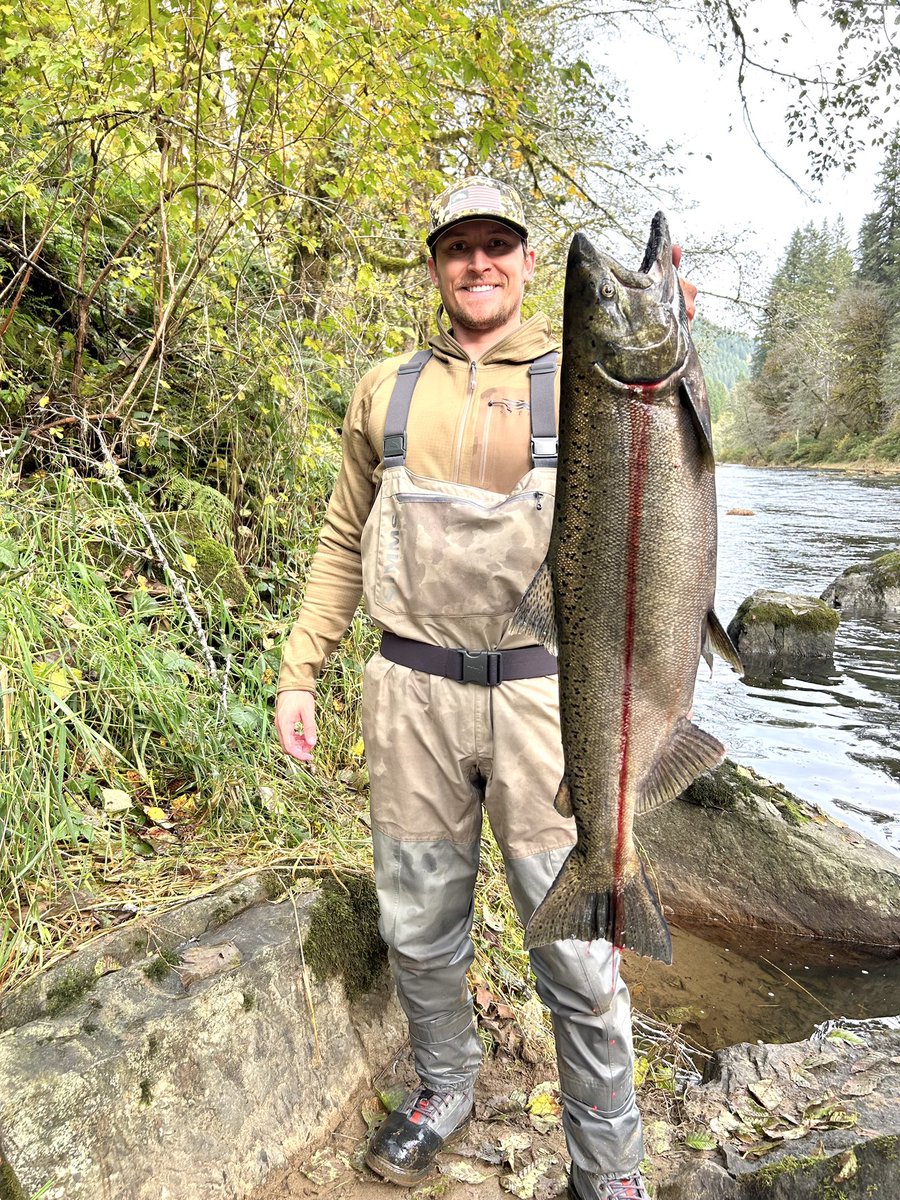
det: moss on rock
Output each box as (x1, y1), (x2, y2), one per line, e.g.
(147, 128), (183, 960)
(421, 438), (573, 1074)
(0, 1156), (26, 1200)
(304, 874), (388, 1003)
(732, 593), (840, 635)
(872, 550), (900, 592)
(45, 969), (96, 1016)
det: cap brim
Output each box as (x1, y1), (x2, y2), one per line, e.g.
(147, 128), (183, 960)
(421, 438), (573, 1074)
(427, 215), (528, 251)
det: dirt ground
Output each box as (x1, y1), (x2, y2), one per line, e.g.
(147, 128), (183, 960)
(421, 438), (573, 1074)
(254, 1049), (577, 1200)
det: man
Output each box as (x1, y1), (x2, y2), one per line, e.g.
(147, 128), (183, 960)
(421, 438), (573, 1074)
(276, 176), (696, 1200)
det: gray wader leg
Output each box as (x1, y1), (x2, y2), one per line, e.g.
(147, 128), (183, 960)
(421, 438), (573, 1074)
(504, 847), (644, 1180)
(372, 826), (483, 1092)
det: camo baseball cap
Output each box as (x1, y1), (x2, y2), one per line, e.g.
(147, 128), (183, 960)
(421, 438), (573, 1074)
(427, 176), (528, 250)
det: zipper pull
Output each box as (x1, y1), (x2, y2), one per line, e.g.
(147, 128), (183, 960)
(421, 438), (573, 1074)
(535, 491), (543, 510)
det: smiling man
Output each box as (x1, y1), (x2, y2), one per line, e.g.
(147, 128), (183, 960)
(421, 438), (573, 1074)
(276, 176), (694, 1200)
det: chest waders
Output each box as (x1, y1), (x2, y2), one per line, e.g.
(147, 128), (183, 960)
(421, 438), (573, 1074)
(359, 351), (644, 1180)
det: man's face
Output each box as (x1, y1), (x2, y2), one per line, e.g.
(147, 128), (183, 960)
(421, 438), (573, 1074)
(428, 219), (536, 335)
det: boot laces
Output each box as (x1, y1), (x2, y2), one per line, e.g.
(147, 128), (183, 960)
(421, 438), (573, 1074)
(604, 1173), (649, 1200)
(405, 1085), (465, 1128)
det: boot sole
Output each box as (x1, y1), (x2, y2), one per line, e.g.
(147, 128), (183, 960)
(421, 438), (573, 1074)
(364, 1117), (472, 1186)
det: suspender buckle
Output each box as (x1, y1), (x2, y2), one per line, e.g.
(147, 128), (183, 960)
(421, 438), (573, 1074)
(531, 436), (558, 460)
(460, 650), (502, 686)
(383, 432), (406, 460)
(529, 357), (557, 376)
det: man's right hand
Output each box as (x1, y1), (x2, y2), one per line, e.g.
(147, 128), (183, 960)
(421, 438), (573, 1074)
(275, 689), (317, 761)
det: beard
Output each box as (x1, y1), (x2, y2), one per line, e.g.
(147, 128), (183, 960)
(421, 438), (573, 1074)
(442, 284), (521, 332)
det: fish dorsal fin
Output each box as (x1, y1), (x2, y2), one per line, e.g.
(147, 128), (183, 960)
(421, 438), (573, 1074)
(703, 609), (744, 674)
(636, 717), (725, 815)
(679, 379), (714, 465)
(510, 557), (558, 656)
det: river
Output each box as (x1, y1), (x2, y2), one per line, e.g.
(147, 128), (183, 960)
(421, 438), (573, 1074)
(696, 463), (900, 852)
(626, 464), (900, 1050)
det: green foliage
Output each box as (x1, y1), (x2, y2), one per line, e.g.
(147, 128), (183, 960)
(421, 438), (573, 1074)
(721, 193), (900, 463)
(0, 465), (373, 989)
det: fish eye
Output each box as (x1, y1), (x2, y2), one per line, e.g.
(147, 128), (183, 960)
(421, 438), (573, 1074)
(600, 282), (615, 299)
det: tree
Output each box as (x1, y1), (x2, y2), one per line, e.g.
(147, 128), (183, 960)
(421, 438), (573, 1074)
(857, 128), (900, 298)
(831, 284), (892, 435)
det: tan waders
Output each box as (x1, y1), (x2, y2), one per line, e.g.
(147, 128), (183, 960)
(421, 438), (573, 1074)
(360, 354), (644, 1182)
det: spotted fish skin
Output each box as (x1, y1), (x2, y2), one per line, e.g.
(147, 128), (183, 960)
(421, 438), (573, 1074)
(512, 214), (741, 962)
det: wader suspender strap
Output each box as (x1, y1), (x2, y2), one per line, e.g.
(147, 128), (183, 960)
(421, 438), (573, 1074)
(382, 348), (559, 469)
(383, 350), (433, 468)
(528, 350), (558, 468)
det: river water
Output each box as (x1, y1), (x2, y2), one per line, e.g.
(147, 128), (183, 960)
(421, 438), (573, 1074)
(628, 464), (900, 1049)
(696, 463), (900, 851)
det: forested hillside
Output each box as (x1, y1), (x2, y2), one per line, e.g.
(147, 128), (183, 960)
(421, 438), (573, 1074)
(716, 131), (900, 465)
(692, 316), (754, 425)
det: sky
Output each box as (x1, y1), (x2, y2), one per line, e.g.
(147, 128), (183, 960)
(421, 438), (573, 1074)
(593, 2), (897, 328)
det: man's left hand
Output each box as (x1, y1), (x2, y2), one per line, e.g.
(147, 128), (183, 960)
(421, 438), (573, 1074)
(672, 244), (697, 323)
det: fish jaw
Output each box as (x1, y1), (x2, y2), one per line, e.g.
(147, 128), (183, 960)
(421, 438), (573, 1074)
(565, 222), (686, 386)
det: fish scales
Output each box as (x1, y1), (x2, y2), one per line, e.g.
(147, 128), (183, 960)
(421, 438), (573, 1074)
(512, 214), (741, 962)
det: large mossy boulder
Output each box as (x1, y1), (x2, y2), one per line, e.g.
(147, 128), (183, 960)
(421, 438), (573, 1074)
(638, 760), (900, 953)
(0, 875), (403, 1200)
(726, 589), (839, 668)
(821, 550), (900, 618)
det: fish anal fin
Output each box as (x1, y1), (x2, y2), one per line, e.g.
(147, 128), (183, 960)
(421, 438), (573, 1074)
(705, 608), (744, 675)
(510, 557), (558, 655)
(554, 775), (573, 818)
(636, 717), (725, 814)
(524, 854), (672, 965)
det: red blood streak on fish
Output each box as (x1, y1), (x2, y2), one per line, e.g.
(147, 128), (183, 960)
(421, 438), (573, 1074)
(612, 392), (653, 950)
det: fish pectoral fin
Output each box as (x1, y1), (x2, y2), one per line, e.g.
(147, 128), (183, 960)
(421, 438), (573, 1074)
(510, 557), (558, 655)
(679, 379), (714, 465)
(554, 775), (573, 818)
(636, 717), (726, 814)
(705, 608), (744, 675)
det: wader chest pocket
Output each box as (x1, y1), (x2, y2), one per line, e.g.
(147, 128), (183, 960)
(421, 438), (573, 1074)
(373, 483), (555, 619)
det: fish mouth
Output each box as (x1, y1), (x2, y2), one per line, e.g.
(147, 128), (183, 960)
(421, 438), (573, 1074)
(594, 322), (686, 386)
(592, 358), (683, 389)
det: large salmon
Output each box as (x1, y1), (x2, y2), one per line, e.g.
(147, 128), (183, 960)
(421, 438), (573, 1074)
(512, 213), (742, 962)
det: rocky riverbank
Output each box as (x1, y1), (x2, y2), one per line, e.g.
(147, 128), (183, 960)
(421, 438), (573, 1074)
(1, 763), (897, 1200)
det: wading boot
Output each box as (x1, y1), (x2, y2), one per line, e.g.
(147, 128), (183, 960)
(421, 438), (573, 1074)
(365, 1084), (474, 1185)
(569, 1164), (651, 1200)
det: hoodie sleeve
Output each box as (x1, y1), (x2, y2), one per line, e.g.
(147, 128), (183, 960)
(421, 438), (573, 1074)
(277, 378), (381, 693)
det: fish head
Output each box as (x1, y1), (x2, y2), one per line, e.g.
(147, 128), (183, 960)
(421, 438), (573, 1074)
(564, 213), (688, 386)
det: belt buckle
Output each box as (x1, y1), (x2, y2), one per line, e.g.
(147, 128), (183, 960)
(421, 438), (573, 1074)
(460, 650), (502, 686)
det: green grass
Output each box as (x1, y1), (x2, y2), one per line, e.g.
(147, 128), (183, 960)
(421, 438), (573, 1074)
(0, 460), (376, 991)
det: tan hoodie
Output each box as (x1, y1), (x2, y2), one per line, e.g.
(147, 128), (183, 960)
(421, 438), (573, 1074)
(278, 311), (560, 693)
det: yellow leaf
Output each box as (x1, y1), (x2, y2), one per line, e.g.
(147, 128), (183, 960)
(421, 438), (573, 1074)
(144, 806), (169, 823)
(350, 738), (365, 756)
(526, 1082), (560, 1117)
(32, 661), (82, 702)
(182, 554), (198, 571)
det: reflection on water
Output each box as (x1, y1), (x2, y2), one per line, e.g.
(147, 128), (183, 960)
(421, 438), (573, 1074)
(624, 924), (900, 1051)
(697, 465), (900, 851)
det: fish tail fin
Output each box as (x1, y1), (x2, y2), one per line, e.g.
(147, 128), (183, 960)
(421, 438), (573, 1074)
(524, 853), (672, 965)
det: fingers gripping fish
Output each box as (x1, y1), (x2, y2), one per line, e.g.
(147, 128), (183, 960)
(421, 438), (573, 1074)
(512, 213), (742, 963)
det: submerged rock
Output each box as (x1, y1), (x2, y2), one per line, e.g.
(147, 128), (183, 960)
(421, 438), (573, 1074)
(726, 589), (839, 667)
(821, 550), (900, 618)
(656, 1019), (900, 1200)
(638, 760), (900, 953)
